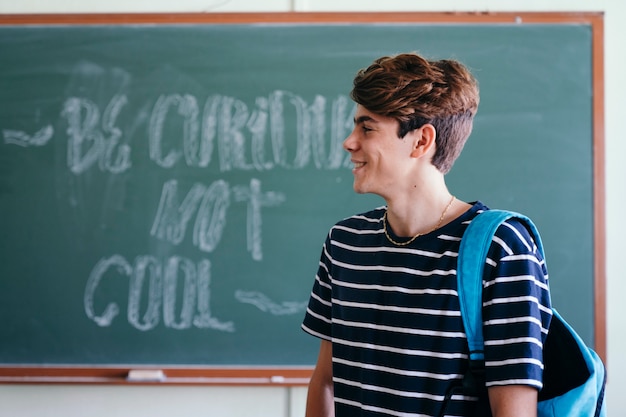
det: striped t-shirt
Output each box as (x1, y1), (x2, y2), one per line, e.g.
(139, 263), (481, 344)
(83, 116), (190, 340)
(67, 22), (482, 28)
(302, 202), (552, 417)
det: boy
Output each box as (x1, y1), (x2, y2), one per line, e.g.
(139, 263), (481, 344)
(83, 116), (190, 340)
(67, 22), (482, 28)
(302, 53), (552, 417)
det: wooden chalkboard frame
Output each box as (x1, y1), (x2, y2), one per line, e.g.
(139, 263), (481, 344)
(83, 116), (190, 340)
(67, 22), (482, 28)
(0, 11), (605, 385)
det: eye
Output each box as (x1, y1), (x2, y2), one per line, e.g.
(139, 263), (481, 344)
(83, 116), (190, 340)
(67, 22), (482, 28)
(361, 125), (372, 133)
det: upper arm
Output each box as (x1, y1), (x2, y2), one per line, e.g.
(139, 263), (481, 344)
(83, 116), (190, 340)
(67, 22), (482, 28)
(306, 340), (334, 417)
(488, 385), (538, 417)
(460, 217), (546, 416)
(311, 339), (333, 384)
(482, 220), (552, 394)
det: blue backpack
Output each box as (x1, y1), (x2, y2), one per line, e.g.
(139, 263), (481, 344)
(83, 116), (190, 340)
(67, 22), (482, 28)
(456, 209), (607, 417)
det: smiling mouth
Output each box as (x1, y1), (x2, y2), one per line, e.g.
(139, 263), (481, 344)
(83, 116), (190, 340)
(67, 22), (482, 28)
(353, 161), (366, 169)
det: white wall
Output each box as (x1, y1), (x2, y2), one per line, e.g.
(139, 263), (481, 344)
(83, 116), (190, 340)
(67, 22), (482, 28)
(1, 1), (624, 416)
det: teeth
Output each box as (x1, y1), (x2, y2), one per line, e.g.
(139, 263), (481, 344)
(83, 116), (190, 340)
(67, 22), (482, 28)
(353, 162), (365, 168)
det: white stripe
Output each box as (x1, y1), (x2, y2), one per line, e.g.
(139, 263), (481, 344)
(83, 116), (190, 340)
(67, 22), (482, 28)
(484, 275), (549, 291)
(484, 316), (542, 327)
(486, 295), (552, 320)
(332, 298), (461, 317)
(317, 257), (330, 276)
(333, 224), (382, 234)
(485, 336), (543, 348)
(539, 304), (552, 315)
(334, 397), (432, 417)
(334, 376), (443, 401)
(309, 292), (331, 307)
(502, 220), (534, 252)
(493, 235), (513, 255)
(329, 256), (456, 277)
(333, 357), (463, 380)
(332, 317), (465, 338)
(486, 357), (544, 369)
(305, 307), (331, 324)
(484, 295), (539, 307)
(333, 279), (458, 296)
(501, 253), (542, 264)
(332, 337), (468, 360)
(486, 378), (543, 389)
(347, 211), (385, 223)
(332, 239), (457, 258)
(301, 324), (331, 341)
(439, 234), (462, 242)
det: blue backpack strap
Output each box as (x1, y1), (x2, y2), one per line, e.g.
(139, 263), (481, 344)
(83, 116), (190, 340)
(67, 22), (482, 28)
(457, 209), (545, 362)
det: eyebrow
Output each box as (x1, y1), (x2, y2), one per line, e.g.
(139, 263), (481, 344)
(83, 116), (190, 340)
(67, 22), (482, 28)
(353, 115), (377, 125)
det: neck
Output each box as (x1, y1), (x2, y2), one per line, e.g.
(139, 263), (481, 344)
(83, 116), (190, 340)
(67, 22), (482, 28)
(382, 164), (471, 238)
(385, 193), (457, 238)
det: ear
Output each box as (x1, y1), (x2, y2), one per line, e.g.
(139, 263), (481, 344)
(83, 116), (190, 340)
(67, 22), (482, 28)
(409, 124), (437, 158)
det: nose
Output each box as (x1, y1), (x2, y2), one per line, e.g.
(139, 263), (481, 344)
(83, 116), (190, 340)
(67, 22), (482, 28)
(343, 129), (358, 152)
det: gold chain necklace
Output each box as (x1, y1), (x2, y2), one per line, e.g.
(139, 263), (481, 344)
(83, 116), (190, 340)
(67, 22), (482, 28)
(383, 195), (456, 246)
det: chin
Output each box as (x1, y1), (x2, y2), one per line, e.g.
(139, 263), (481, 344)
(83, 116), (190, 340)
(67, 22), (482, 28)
(351, 182), (365, 194)
(352, 183), (372, 195)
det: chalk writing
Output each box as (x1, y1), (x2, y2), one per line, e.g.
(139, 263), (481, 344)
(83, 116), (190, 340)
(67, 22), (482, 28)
(233, 179), (286, 261)
(84, 254), (234, 332)
(2, 125), (53, 147)
(235, 290), (308, 315)
(150, 178), (285, 260)
(63, 95), (132, 175)
(3, 82), (356, 331)
(6, 90), (354, 173)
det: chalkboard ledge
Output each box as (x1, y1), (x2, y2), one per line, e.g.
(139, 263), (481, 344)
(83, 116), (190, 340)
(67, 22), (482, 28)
(0, 366), (312, 386)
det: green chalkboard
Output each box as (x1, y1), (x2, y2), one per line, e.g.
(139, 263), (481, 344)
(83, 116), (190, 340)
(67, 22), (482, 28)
(0, 15), (602, 375)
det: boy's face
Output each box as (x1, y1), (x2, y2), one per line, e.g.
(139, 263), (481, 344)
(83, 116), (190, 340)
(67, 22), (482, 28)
(343, 105), (419, 198)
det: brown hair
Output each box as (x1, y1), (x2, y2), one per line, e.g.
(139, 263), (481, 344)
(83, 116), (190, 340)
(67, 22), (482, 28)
(350, 53), (480, 174)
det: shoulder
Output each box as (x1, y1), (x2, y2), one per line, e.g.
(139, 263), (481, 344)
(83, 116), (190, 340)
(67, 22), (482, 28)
(465, 206), (547, 278)
(318, 207), (386, 250)
(465, 204), (542, 257)
(330, 207), (385, 236)
(479, 211), (550, 295)
(335, 207), (385, 228)
(491, 216), (543, 262)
